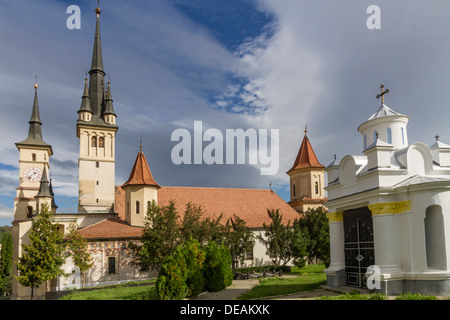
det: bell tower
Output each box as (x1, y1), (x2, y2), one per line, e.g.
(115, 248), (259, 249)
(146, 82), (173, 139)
(77, 4), (118, 213)
(14, 83), (53, 220)
(286, 126), (326, 213)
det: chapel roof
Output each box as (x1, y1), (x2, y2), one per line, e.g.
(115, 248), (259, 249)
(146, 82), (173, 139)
(78, 218), (143, 240)
(287, 131), (324, 173)
(122, 147), (160, 188)
(367, 104), (406, 121)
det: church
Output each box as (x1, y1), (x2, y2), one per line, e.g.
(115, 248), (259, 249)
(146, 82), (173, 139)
(10, 5), (326, 300)
(325, 85), (450, 295)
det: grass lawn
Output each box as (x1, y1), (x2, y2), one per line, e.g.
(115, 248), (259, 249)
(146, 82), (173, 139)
(61, 281), (159, 300)
(236, 264), (327, 300)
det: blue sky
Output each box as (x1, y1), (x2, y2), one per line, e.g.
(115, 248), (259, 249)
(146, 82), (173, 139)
(2, 1), (450, 226)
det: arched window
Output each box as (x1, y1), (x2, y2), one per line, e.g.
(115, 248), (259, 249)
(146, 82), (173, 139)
(425, 205), (447, 270)
(364, 135), (367, 150)
(99, 137), (104, 148)
(401, 127), (405, 145)
(373, 130), (378, 143)
(147, 201), (151, 212)
(96, 161), (99, 168)
(315, 181), (319, 194)
(293, 184), (296, 197)
(136, 201), (140, 214)
(91, 136), (97, 147)
(27, 206), (33, 218)
(387, 128), (392, 144)
(32, 153), (36, 161)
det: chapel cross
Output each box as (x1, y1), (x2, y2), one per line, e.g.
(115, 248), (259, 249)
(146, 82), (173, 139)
(376, 84), (389, 105)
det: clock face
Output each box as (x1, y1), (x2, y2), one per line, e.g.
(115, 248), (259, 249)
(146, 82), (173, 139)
(24, 166), (42, 183)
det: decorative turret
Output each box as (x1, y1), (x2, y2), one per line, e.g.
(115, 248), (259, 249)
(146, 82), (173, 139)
(49, 178), (58, 213)
(103, 81), (116, 125)
(286, 126), (326, 213)
(35, 166), (52, 213)
(358, 85), (409, 151)
(78, 77), (92, 122)
(122, 143), (160, 226)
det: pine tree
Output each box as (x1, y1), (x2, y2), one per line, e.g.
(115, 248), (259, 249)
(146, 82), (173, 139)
(16, 204), (65, 299)
(0, 231), (13, 295)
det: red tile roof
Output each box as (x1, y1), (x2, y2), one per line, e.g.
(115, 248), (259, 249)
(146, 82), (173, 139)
(122, 150), (160, 188)
(78, 218), (143, 240)
(157, 186), (300, 228)
(287, 134), (324, 173)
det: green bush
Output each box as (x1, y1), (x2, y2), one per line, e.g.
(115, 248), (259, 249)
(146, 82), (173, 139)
(156, 249), (188, 300)
(234, 265), (291, 274)
(183, 238), (206, 297)
(203, 241), (233, 292)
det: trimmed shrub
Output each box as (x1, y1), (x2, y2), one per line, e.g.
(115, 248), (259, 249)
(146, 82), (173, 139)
(156, 249), (188, 300)
(203, 241), (233, 292)
(183, 238), (206, 297)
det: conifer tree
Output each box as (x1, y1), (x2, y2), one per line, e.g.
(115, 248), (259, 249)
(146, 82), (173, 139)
(16, 204), (65, 299)
(0, 231), (13, 295)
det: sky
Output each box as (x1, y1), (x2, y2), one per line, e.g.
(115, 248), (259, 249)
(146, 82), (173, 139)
(2, 0), (450, 225)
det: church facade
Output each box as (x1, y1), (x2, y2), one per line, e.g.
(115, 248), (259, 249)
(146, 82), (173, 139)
(10, 6), (322, 300)
(325, 86), (450, 295)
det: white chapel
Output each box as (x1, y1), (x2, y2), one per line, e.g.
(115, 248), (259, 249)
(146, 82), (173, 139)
(325, 85), (450, 295)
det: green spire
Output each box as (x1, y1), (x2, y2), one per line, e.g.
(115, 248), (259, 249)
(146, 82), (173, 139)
(78, 77), (92, 114)
(103, 82), (116, 116)
(16, 83), (53, 154)
(88, 5), (106, 118)
(35, 166), (52, 199)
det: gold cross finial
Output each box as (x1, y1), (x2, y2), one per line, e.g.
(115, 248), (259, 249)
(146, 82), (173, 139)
(376, 84), (389, 105)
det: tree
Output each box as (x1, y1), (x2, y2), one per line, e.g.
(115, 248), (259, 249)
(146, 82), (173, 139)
(224, 215), (254, 270)
(15, 204), (65, 299)
(257, 209), (295, 266)
(156, 247), (188, 300)
(295, 207), (330, 267)
(65, 223), (93, 287)
(130, 200), (181, 272)
(203, 241), (233, 292)
(180, 238), (206, 297)
(0, 231), (13, 296)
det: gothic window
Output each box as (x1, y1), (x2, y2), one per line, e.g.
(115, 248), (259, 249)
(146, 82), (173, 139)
(99, 137), (104, 148)
(32, 153), (36, 161)
(26, 206), (33, 218)
(108, 257), (116, 274)
(387, 128), (392, 144)
(136, 201), (140, 214)
(315, 181), (319, 194)
(91, 136), (97, 147)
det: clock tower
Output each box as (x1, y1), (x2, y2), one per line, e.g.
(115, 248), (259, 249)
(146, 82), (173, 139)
(14, 83), (53, 220)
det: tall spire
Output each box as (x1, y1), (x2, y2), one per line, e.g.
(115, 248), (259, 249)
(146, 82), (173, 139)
(122, 146), (160, 188)
(287, 128), (324, 173)
(16, 83), (53, 154)
(88, 3), (106, 118)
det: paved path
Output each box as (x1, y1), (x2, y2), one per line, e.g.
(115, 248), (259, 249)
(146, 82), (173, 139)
(189, 279), (261, 300)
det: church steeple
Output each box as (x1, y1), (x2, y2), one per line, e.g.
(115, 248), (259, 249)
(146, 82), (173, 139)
(87, 4), (106, 119)
(16, 83), (53, 155)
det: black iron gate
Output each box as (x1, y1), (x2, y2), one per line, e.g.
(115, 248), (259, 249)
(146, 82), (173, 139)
(343, 207), (375, 288)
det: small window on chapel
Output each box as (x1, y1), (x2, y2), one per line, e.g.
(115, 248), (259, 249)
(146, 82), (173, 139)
(91, 136), (97, 147)
(108, 257), (116, 274)
(293, 184), (296, 197)
(315, 181), (319, 195)
(136, 201), (140, 214)
(99, 137), (104, 148)
(32, 153), (36, 161)
(96, 161), (99, 168)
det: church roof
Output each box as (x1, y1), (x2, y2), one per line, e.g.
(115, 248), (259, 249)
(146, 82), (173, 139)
(122, 148), (160, 188)
(78, 218), (143, 240)
(287, 133), (324, 173)
(367, 104), (406, 121)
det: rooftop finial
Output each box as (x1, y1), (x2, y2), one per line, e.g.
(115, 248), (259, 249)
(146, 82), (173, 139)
(140, 135), (142, 152)
(95, 0), (101, 17)
(304, 124), (308, 135)
(436, 135), (440, 142)
(34, 75), (38, 89)
(376, 84), (389, 105)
